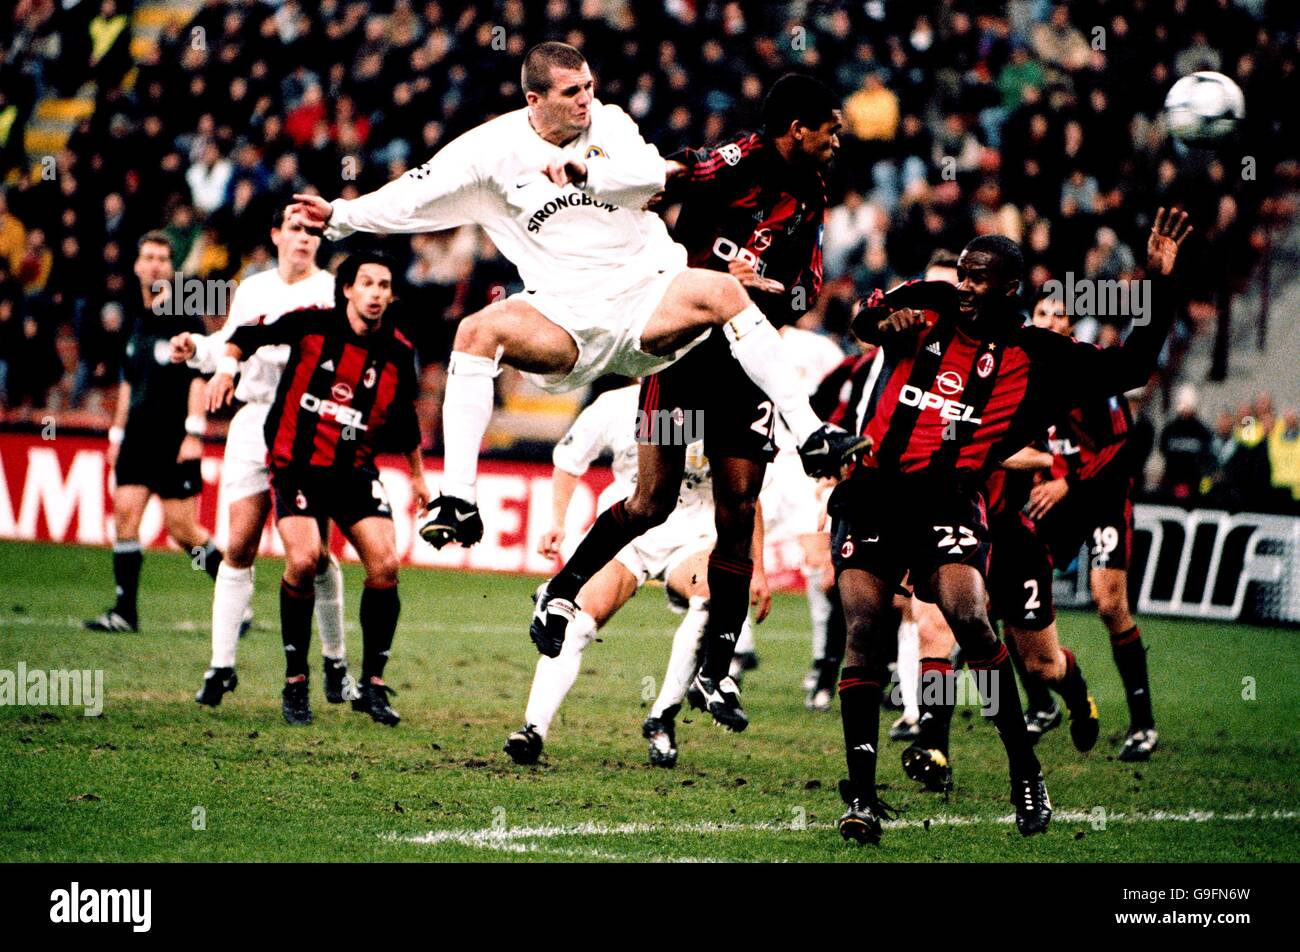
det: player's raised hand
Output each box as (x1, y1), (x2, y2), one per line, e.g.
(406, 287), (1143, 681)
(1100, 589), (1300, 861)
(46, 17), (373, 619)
(206, 373), (236, 413)
(290, 193), (333, 227)
(543, 157), (587, 188)
(727, 259), (785, 295)
(538, 525), (565, 560)
(170, 332), (196, 363)
(878, 308), (925, 335)
(1146, 207), (1192, 276)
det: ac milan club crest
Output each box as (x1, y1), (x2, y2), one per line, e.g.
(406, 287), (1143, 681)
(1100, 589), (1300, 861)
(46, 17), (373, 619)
(841, 539), (855, 558)
(977, 352), (995, 378)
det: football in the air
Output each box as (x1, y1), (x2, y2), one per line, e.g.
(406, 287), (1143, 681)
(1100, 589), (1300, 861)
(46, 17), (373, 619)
(1164, 71), (1245, 146)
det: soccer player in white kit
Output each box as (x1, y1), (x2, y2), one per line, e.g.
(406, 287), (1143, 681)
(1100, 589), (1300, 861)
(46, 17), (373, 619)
(756, 325), (848, 693)
(504, 383), (769, 768)
(170, 208), (350, 708)
(287, 42), (863, 553)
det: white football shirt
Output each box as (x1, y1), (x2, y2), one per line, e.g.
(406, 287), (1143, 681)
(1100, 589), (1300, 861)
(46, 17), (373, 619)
(552, 385), (711, 514)
(189, 268), (336, 404)
(325, 101), (685, 298)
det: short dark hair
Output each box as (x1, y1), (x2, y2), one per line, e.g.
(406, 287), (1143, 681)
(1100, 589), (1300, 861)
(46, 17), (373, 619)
(335, 250), (394, 310)
(1031, 285), (1071, 319)
(521, 42), (587, 95)
(926, 248), (959, 270)
(762, 73), (840, 137)
(137, 230), (174, 259)
(962, 234), (1023, 283)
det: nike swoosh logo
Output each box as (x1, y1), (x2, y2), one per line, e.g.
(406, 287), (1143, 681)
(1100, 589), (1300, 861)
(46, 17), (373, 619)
(454, 509), (476, 520)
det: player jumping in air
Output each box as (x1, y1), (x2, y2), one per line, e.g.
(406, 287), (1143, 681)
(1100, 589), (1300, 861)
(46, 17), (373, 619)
(207, 253), (430, 727)
(831, 208), (1190, 844)
(1027, 291), (1159, 761)
(530, 73), (853, 734)
(85, 232), (226, 633)
(170, 207), (350, 709)
(504, 382), (769, 767)
(287, 44), (862, 565)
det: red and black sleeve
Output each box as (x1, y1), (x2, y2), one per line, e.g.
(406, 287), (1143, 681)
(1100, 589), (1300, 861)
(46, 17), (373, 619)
(228, 305), (330, 357)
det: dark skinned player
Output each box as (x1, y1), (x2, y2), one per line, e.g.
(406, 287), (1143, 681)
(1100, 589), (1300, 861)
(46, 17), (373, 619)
(830, 208), (1191, 844)
(531, 74), (866, 731)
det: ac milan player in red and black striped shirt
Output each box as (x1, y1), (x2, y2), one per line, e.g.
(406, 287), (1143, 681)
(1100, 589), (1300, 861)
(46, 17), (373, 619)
(208, 252), (430, 728)
(1025, 290), (1159, 762)
(533, 74), (866, 733)
(828, 208), (1191, 845)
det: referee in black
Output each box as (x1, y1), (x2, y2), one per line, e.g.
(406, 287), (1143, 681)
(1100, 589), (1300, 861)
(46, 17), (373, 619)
(85, 231), (226, 632)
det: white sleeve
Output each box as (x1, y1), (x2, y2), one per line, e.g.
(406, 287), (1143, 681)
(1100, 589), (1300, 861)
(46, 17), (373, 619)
(552, 392), (621, 476)
(581, 105), (667, 209)
(188, 280), (256, 372)
(326, 133), (484, 240)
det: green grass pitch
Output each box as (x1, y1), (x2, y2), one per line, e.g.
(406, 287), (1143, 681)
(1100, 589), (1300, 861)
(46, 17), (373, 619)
(1, 539), (1297, 862)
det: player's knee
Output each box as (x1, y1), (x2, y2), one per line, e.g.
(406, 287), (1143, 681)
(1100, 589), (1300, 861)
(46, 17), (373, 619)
(623, 488), (675, 529)
(1023, 646), (1064, 681)
(714, 495), (757, 543)
(945, 603), (996, 652)
(365, 555), (400, 589)
(1097, 597), (1129, 632)
(223, 536), (257, 569)
(708, 273), (749, 318)
(283, 553), (317, 587)
(452, 310), (501, 354)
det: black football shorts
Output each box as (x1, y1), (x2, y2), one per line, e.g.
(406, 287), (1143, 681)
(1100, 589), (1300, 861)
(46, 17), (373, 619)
(272, 467), (393, 528)
(829, 468), (991, 603)
(115, 436), (202, 499)
(987, 511), (1056, 631)
(1038, 473), (1134, 572)
(638, 329), (777, 464)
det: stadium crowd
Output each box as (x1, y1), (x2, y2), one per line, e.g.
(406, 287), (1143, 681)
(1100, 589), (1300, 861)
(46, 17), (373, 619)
(1, 0), (1298, 510)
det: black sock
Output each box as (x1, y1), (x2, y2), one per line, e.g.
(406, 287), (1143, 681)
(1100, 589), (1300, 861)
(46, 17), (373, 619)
(916, 657), (956, 753)
(699, 553), (752, 680)
(280, 578), (315, 679)
(360, 582), (400, 682)
(1052, 646), (1090, 713)
(839, 665), (884, 796)
(198, 540), (223, 581)
(1007, 636), (1055, 713)
(112, 542), (143, 623)
(967, 642), (1040, 778)
(549, 501), (639, 601)
(1110, 625), (1154, 729)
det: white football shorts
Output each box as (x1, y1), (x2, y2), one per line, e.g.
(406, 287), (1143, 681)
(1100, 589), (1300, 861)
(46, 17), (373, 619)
(513, 262), (707, 393)
(220, 401), (273, 503)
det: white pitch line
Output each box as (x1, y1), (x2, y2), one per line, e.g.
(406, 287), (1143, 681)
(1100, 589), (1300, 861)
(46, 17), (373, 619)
(388, 809), (1300, 858)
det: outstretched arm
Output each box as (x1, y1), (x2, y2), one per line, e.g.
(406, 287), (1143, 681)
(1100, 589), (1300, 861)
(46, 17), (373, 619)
(291, 133), (482, 240)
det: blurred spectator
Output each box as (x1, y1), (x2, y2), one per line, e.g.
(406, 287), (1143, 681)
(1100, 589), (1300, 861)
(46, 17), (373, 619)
(0, 191), (26, 273)
(1159, 385), (1215, 502)
(186, 142), (234, 216)
(1268, 411), (1300, 509)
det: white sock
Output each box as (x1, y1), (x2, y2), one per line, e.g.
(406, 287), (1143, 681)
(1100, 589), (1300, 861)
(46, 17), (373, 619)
(806, 572), (831, 661)
(210, 563), (253, 669)
(734, 613), (755, 655)
(652, 596), (708, 718)
(440, 351), (500, 503)
(898, 619), (921, 721)
(722, 305), (822, 443)
(524, 609), (597, 739)
(314, 556), (346, 660)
